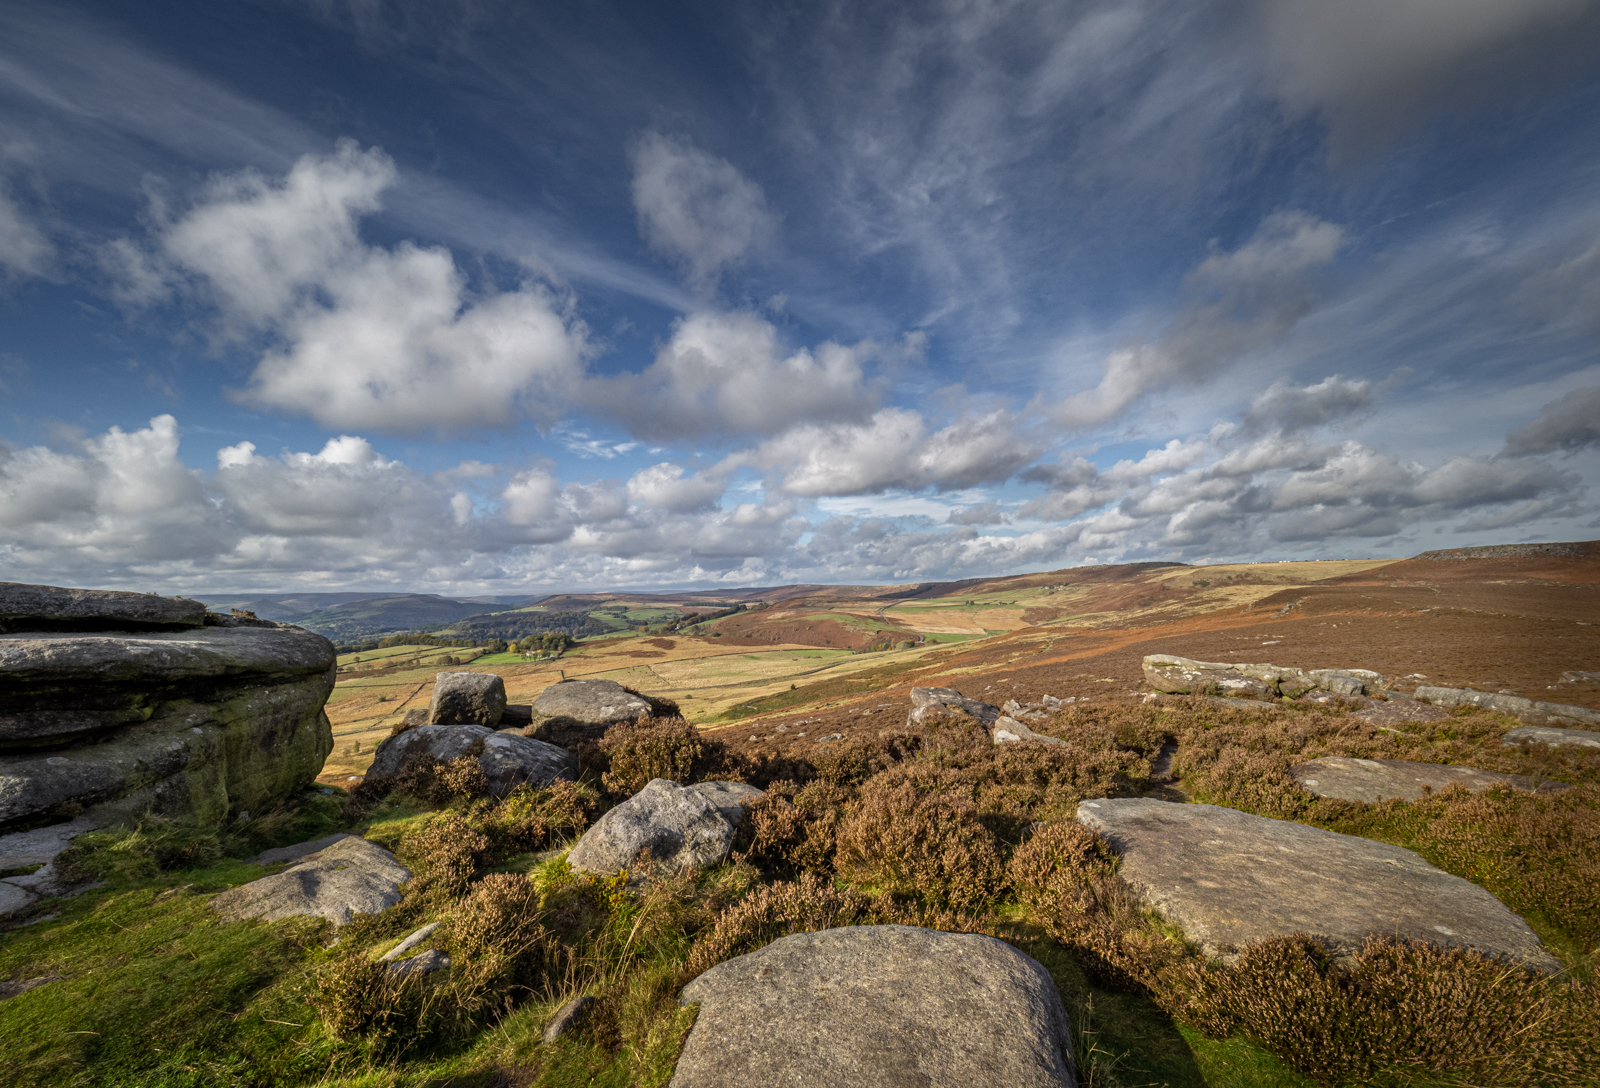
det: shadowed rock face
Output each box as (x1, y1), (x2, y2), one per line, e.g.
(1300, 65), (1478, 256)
(0, 600), (336, 832)
(367, 723), (577, 795)
(567, 779), (760, 877)
(1076, 798), (1560, 973)
(673, 926), (1077, 1088)
(1292, 756), (1566, 803)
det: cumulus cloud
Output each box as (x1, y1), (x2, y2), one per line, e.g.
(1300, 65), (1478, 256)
(626, 462), (726, 513)
(737, 407), (1040, 496)
(1502, 386), (1600, 457)
(1257, 0), (1600, 161)
(105, 141), (590, 434)
(1241, 375), (1372, 433)
(631, 131), (779, 294)
(589, 310), (904, 440)
(1054, 212), (1344, 426)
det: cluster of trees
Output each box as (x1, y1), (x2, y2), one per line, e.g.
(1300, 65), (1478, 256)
(514, 632), (575, 655)
(449, 610), (617, 642)
(661, 602), (753, 631)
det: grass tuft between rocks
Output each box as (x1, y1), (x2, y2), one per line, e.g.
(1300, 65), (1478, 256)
(2, 701), (1596, 1086)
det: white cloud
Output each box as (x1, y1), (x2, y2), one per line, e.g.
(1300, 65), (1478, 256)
(630, 131), (779, 294)
(589, 310), (899, 440)
(738, 407), (1039, 497)
(626, 462), (726, 513)
(107, 141), (590, 434)
(1241, 375), (1372, 433)
(1054, 211), (1345, 426)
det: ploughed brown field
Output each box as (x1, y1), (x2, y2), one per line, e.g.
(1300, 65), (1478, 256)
(320, 541), (1599, 783)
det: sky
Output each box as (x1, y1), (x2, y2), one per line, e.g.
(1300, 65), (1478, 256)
(2, 0), (1599, 596)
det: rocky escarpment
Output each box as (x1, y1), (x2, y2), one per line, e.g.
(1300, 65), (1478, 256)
(0, 582), (336, 832)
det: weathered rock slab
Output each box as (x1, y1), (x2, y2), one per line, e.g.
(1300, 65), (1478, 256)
(683, 780), (764, 825)
(1076, 797), (1558, 972)
(249, 833), (354, 867)
(212, 836), (410, 927)
(1415, 686), (1600, 729)
(543, 995), (596, 1043)
(0, 582), (206, 633)
(429, 671), (506, 727)
(908, 686), (1000, 724)
(1291, 757), (1565, 803)
(0, 817), (101, 870)
(567, 779), (756, 877)
(673, 925), (1077, 1088)
(1504, 725), (1600, 750)
(993, 716), (1066, 745)
(367, 723), (577, 795)
(388, 949), (450, 978)
(1143, 655), (1383, 699)
(533, 679), (652, 730)
(0, 881), (38, 915)
(381, 922), (440, 962)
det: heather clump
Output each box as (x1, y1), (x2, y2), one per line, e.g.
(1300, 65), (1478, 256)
(598, 715), (743, 796)
(835, 779), (1006, 910)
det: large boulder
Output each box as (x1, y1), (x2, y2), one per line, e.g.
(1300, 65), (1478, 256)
(1076, 798), (1558, 972)
(1415, 687), (1600, 729)
(367, 723), (577, 795)
(1292, 756), (1566, 803)
(1142, 655), (1383, 699)
(0, 582), (207, 633)
(906, 686), (1001, 729)
(212, 836), (410, 927)
(532, 679), (653, 732)
(673, 925), (1077, 1088)
(429, 671), (506, 726)
(0, 588), (336, 832)
(567, 779), (760, 877)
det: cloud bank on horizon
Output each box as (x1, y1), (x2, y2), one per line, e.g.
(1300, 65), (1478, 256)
(0, 0), (1598, 593)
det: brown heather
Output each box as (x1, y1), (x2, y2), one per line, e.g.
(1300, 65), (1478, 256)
(598, 715), (741, 796)
(835, 779), (1006, 910)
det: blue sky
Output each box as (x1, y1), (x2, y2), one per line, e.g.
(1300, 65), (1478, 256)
(2, 0), (1599, 594)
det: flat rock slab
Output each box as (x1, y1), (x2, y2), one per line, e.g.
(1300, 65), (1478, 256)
(1415, 686), (1600, 729)
(0, 626), (335, 688)
(1504, 725), (1600, 750)
(567, 779), (758, 877)
(0, 881), (39, 915)
(1348, 698), (1452, 729)
(249, 833), (354, 867)
(1143, 655), (1383, 699)
(368, 723), (577, 795)
(0, 817), (101, 870)
(1076, 798), (1558, 972)
(673, 925), (1077, 1088)
(993, 717), (1066, 745)
(212, 837), (410, 927)
(533, 679), (651, 729)
(1291, 757), (1564, 803)
(429, 671), (506, 727)
(0, 581), (206, 633)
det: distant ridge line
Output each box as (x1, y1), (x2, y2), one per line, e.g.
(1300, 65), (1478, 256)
(1414, 541), (1592, 561)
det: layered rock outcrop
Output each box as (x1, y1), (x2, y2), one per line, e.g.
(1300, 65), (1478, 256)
(1143, 654), (1382, 699)
(0, 582), (335, 832)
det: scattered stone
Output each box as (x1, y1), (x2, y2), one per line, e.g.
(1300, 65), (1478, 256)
(212, 836), (410, 927)
(249, 833), (354, 867)
(429, 671), (507, 727)
(1504, 725), (1600, 750)
(1291, 757), (1566, 803)
(1415, 686), (1600, 729)
(387, 949), (449, 979)
(0, 581), (207, 633)
(367, 723), (577, 795)
(381, 922), (441, 961)
(1076, 798), (1558, 972)
(992, 716), (1066, 745)
(567, 779), (759, 878)
(673, 925), (1077, 1088)
(1348, 698), (1452, 729)
(399, 707), (429, 729)
(532, 679), (652, 733)
(1560, 671), (1600, 683)
(0, 619), (336, 831)
(543, 995), (596, 1043)
(0, 974), (61, 1000)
